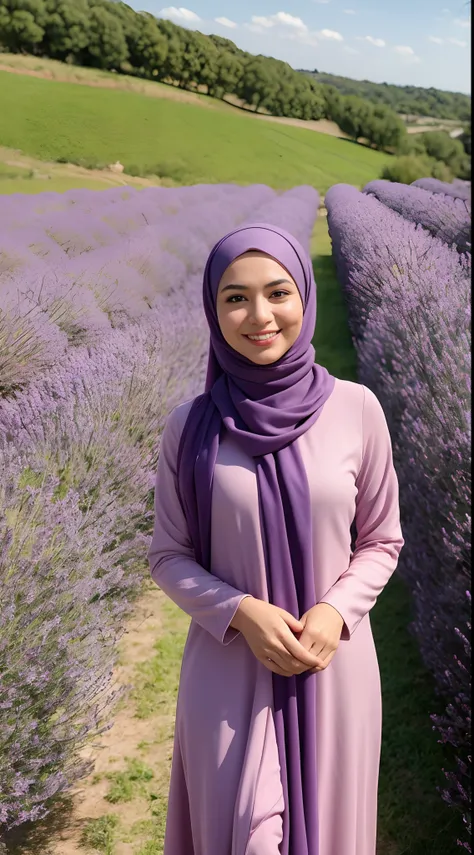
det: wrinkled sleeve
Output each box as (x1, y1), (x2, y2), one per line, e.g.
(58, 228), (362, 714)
(319, 385), (405, 640)
(147, 404), (251, 646)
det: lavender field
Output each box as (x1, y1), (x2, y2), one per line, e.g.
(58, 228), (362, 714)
(326, 177), (471, 851)
(0, 182), (319, 842)
(0, 177), (471, 854)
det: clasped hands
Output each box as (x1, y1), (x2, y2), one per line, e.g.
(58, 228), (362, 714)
(232, 597), (345, 678)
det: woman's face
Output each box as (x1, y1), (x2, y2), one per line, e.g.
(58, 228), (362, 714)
(216, 251), (304, 365)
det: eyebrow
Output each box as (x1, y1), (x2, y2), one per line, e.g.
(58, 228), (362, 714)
(220, 278), (293, 293)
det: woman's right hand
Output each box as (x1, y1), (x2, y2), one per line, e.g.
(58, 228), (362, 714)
(231, 596), (324, 677)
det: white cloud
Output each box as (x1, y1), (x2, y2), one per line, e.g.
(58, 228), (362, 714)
(318, 28), (344, 40)
(449, 37), (467, 46)
(215, 16), (237, 28)
(394, 45), (415, 54)
(250, 15), (274, 29)
(274, 11), (307, 28)
(343, 8), (357, 14)
(454, 17), (471, 28)
(248, 12), (308, 31)
(159, 6), (200, 22)
(358, 35), (386, 47)
(428, 35), (444, 44)
(393, 45), (421, 63)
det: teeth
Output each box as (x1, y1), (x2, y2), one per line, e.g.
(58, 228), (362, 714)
(247, 332), (279, 341)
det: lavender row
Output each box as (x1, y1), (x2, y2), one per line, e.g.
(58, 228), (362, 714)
(0, 184), (319, 835)
(363, 179), (471, 254)
(325, 183), (471, 849)
(0, 184), (275, 281)
(411, 177), (471, 202)
(0, 185), (319, 398)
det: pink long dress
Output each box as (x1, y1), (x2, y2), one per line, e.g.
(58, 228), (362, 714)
(147, 377), (405, 855)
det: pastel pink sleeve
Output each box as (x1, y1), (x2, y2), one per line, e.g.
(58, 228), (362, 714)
(147, 405), (251, 646)
(319, 385), (405, 640)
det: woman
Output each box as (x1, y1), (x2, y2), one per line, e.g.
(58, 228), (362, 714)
(147, 223), (404, 855)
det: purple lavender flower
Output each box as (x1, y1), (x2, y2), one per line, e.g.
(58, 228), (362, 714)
(326, 183), (471, 848)
(363, 179), (471, 254)
(412, 178), (471, 202)
(0, 183), (319, 836)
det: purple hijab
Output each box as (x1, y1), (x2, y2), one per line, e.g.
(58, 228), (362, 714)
(176, 223), (336, 855)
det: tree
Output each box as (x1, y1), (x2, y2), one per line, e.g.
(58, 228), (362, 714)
(236, 57), (280, 112)
(337, 95), (374, 141)
(208, 50), (243, 99)
(42, 0), (90, 62)
(420, 131), (470, 179)
(191, 31), (219, 94)
(365, 105), (406, 150)
(156, 19), (184, 83)
(0, 0), (47, 54)
(130, 12), (168, 77)
(80, 3), (129, 69)
(420, 131), (465, 165)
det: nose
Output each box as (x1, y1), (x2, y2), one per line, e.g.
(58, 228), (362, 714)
(248, 296), (273, 326)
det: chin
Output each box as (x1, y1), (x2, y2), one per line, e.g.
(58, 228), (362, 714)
(244, 345), (290, 365)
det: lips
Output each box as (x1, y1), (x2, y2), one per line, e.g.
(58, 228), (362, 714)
(244, 330), (282, 346)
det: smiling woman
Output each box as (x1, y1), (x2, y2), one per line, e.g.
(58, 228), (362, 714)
(148, 221), (405, 855)
(216, 251), (304, 363)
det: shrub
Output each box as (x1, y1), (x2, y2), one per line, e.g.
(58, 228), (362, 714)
(381, 154), (450, 185)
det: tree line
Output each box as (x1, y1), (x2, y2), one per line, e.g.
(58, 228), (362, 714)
(303, 71), (471, 124)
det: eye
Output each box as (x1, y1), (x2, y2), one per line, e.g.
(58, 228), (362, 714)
(225, 290), (290, 304)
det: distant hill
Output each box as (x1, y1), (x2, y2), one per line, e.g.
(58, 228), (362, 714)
(299, 70), (471, 123)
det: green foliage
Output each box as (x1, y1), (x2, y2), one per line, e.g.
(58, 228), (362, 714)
(304, 69), (471, 123)
(0, 0), (48, 53)
(41, 0), (91, 61)
(380, 153), (453, 184)
(430, 159), (454, 181)
(418, 130), (471, 179)
(459, 125), (471, 155)
(83, 4), (128, 69)
(397, 130), (471, 179)
(397, 134), (430, 157)
(420, 130), (463, 163)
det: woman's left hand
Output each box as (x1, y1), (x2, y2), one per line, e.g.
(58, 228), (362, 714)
(296, 603), (345, 673)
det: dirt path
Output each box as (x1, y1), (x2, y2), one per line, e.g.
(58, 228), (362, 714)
(0, 145), (167, 189)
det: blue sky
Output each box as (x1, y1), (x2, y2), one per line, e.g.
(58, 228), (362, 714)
(126, 0), (471, 94)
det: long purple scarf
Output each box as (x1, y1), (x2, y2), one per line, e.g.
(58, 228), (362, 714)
(176, 223), (336, 854)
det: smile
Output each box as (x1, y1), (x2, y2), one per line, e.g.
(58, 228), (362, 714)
(244, 331), (281, 346)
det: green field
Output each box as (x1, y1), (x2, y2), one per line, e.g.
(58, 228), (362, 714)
(0, 71), (393, 192)
(0, 175), (121, 194)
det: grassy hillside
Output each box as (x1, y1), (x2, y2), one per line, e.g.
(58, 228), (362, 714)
(0, 70), (392, 193)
